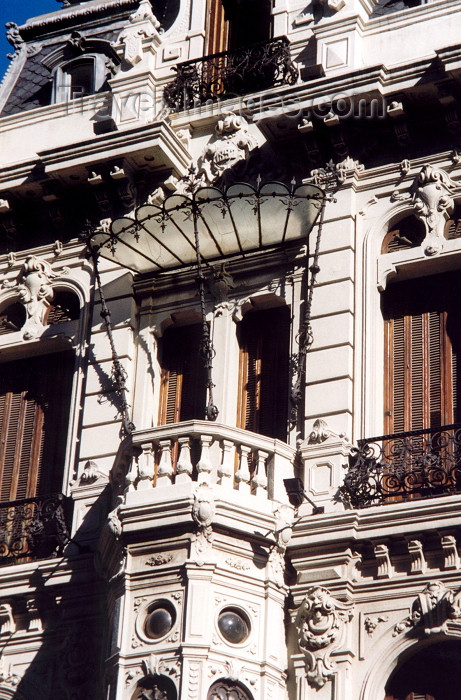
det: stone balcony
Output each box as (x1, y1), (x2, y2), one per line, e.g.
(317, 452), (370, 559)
(116, 420), (296, 505)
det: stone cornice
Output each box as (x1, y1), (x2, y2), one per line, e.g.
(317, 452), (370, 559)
(18, 0), (137, 40)
(290, 494), (461, 548)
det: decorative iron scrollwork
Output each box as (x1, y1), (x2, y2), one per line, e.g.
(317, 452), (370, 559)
(340, 424), (461, 509)
(163, 37), (298, 111)
(0, 494), (70, 565)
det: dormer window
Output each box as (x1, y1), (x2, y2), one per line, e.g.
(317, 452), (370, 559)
(42, 33), (120, 105)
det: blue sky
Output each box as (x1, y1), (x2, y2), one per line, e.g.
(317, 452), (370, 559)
(0, 0), (59, 80)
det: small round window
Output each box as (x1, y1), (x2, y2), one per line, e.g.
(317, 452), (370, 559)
(217, 608), (250, 644)
(144, 600), (176, 640)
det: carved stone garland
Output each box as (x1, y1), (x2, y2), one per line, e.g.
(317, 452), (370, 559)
(295, 586), (353, 688)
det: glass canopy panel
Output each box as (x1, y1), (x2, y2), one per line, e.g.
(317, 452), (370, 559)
(164, 194), (222, 263)
(99, 182), (325, 273)
(195, 187), (240, 258)
(226, 184), (260, 253)
(91, 218), (163, 274)
(258, 183), (292, 247)
(287, 185), (324, 242)
(136, 205), (195, 269)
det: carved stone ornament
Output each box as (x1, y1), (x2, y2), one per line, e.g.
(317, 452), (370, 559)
(411, 164), (456, 256)
(5, 22), (24, 59)
(393, 580), (461, 637)
(308, 418), (346, 444)
(117, 0), (161, 67)
(191, 484), (214, 566)
(268, 505), (293, 588)
(296, 586), (353, 688)
(1, 254), (67, 339)
(198, 112), (257, 185)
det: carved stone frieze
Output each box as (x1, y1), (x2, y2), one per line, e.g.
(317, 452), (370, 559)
(410, 164), (456, 255)
(295, 586), (353, 688)
(393, 580), (461, 637)
(146, 553), (174, 567)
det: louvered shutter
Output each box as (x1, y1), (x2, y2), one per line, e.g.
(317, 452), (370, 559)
(205, 0), (228, 56)
(158, 324), (207, 425)
(383, 273), (461, 434)
(237, 306), (289, 440)
(0, 352), (73, 502)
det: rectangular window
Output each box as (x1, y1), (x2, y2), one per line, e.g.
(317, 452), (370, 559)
(383, 272), (461, 434)
(237, 306), (290, 441)
(0, 351), (74, 502)
(158, 324), (207, 425)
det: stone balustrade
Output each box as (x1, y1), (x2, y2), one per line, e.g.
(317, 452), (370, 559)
(122, 420), (296, 502)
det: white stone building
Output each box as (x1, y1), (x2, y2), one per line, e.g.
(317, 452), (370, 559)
(0, 0), (460, 697)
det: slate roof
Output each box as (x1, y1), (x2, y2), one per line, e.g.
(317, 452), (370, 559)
(0, 28), (121, 118)
(372, 0), (422, 17)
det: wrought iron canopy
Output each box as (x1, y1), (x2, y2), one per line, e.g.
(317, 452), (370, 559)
(91, 181), (325, 274)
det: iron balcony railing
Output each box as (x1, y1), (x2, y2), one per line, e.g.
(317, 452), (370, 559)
(0, 493), (70, 565)
(163, 36), (299, 111)
(340, 424), (461, 509)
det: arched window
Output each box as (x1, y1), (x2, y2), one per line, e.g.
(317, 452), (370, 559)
(385, 639), (461, 700)
(237, 305), (290, 440)
(207, 679), (254, 700)
(131, 674), (177, 700)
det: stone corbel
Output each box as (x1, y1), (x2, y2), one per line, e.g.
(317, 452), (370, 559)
(116, 0), (161, 67)
(295, 586), (353, 688)
(410, 163), (456, 255)
(441, 535), (460, 570)
(374, 543), (393, 579)
(0, 605), (15, 638)
(407, 539), (426, 575)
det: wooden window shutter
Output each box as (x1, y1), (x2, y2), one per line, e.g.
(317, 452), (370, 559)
(205, 0), (228, 56)
(383, 273), (461, 434)
(0, 352), (73, 502)
(158, 324), (207, 425)
(237, 306), (290, 440)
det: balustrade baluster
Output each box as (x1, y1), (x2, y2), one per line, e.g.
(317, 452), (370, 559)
(176, 437), (193, 483)
(157, 439), (174, 486)
(218, 439), (234, 487)
(137, 443), (155, 490)
(236, 445), (252, 493)
(251, 450), (268, 496)
(196, 435), (213, 485)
